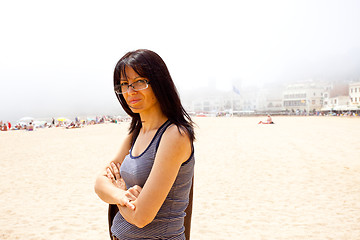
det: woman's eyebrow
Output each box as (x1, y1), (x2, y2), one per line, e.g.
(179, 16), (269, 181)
(120, 77), (144, 82)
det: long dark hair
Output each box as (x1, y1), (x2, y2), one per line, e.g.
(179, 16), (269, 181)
(113, 49), (195, 142)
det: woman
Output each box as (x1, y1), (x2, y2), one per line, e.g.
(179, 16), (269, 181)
(94, 49), (195, 240)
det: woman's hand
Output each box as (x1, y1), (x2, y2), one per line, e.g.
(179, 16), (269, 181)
(119, 185), (142, 210)
(106, 162), (142, 210)
(106, 162), (126, 190)
(125, 185), (142, 201)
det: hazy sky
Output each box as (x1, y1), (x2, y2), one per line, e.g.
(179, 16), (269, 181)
(1, 0), (360, 122)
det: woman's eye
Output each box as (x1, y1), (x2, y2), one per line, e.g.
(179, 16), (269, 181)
(120, 82), (128, 86)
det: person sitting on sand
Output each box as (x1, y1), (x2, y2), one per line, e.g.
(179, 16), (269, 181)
(1, 123), (8, 131)
(28, 122), (34, 131)
(258, 115), (274, 124)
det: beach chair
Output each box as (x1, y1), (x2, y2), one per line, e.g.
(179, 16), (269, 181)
(108, 178), (194, 240)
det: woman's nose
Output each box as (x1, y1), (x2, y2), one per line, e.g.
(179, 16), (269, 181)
(127, 86), (137, 94)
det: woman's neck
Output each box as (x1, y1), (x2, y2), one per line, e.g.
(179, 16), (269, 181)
(139, 112), (168, 134)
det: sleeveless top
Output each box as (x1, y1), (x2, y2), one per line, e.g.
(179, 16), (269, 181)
(111, 120), (195, 240)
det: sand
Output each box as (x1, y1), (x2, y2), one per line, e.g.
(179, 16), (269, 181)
(0, 116), (360, 239)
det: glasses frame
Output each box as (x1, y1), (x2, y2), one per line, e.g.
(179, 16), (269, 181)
(115, 79), (150, 95)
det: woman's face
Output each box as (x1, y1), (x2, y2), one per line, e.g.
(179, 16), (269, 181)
(120, 66), (160, 115)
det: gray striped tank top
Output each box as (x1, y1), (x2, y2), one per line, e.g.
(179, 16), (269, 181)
(111, 120), (195, 240)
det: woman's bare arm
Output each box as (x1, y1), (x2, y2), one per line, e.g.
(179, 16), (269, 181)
(117, 126), (192, 228)
(94, 133), (134, 205)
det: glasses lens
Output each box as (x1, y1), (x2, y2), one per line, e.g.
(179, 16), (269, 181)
(115, 80), (148, 94)
(120, 83), (129, 94)
(132, 80), (148, 91)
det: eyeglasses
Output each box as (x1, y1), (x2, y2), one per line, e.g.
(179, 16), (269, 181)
(114, 79), (150, 94)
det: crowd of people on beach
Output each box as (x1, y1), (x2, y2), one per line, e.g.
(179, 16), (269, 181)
(0, 116), (130, 132)
(285, 108), (359, 116)
(1, 110), (358, 132)
(1, 121), (12, 131)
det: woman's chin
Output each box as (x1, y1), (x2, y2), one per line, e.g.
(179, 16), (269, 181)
(129, 106), (142, 113)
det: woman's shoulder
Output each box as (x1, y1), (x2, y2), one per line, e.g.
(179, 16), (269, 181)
(160, 123), (192, 149)
(155, 123), (192, 164)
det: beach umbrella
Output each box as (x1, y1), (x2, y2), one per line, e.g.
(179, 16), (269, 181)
(33, 120), (47, 127)
(57, 117), (71, 122)
(18, 117), (34, 123)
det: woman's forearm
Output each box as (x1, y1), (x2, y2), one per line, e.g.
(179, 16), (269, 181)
(94, 175), (124, 204)
(118, 205), (134, 223)
(118, 203), (147, 228)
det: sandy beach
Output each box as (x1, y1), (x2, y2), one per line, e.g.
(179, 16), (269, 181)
(1, 116), (360, 240)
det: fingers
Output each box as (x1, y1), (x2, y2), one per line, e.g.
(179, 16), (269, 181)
(106, 168), (115, 181)
(131, 185), (142, 192)
(106, 162), (121, 180)
(119, 192), (136, 210)
(124, 189), (137, 201)
(110, 162), (121, 180)
(118, 185), (141, 211)
(125, 200), (135, 210)
(128, 185), (142, 198)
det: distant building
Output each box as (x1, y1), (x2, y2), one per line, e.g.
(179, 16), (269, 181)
(283, 80), (328, 113)
(265, 98), (284, 112)
(349, 82), (360, 110)
(323, 96), (350, 111)
(322, 81), (350, 111)
(256, 87), (284, 113)
(190, 89), (235, 114)
(240, 88), (257, 111)
(185, 79), (359, 115)
(192, 95), (226, 113)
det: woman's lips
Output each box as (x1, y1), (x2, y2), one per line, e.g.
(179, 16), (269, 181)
(128, 99), (141, 105)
